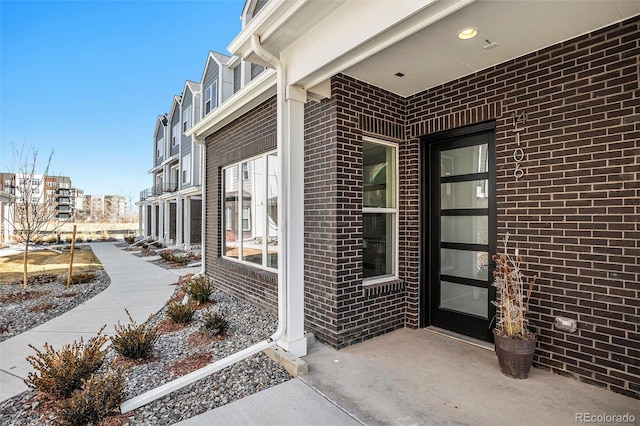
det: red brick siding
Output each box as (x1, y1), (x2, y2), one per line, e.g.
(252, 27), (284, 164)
(404, 16), (639, 399)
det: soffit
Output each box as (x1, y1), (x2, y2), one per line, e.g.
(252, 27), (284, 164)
(343, 0), (640, 96)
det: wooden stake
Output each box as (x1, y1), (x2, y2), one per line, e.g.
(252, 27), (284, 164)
(67, 225), (77, 289)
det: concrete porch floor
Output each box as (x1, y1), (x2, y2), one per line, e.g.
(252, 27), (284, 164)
(300, 327), (639, 426)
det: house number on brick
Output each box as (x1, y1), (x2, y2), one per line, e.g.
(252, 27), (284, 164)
(513, 112), (526, 179)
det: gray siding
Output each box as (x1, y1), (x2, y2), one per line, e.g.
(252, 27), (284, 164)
(202, 57), (220, 117)
(251, 63), (265, 80)
(170, 109), (180, 156)
(154, 126), (164, 166)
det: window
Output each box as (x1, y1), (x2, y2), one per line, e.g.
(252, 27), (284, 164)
(242, 207), (251, 231)
(363, 138), (397, 281)
(182, 154), (191, 184)
(157, 136), (164, 158)
(172, 122), (179, 147)
(222, 152), (278, 269)
(204, 82), (217, 115)
(182, 106), (192, 132)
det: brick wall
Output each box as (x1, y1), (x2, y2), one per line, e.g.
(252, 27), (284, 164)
(204, 97), (279, 314)
(403, 16), (639, 398)
(303, 75), (409, 348)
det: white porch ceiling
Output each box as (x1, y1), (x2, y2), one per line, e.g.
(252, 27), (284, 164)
(343, 0), (640, 97)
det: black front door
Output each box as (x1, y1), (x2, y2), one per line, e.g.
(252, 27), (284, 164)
(422, 122), (496, 342)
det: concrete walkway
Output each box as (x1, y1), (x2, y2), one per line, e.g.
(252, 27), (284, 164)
(0, 242), (198, 402)
(178, 328), (639, 426)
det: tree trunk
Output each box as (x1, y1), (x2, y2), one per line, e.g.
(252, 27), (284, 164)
(23, 242), (29, 289)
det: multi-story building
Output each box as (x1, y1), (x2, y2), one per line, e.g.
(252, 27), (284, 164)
(138, 48), (265, 249)
(0, 173), (15, 246)
(84, 194), (126, 222)
(142, 0), (640, 400)
(0, 173), (75, 243)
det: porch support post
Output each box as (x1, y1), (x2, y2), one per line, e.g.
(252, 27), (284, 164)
(138, 204), (143, 236)
(277, 84), (307, 357)
(184, 196), (191, 250)
(163, 200), (170, 243)
(151, 203), (157, 239)
(176, 195), (184, 249)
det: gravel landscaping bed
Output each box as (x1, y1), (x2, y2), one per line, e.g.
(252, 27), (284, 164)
(0, 282), (291, 425)
(0, 270), (111, 342)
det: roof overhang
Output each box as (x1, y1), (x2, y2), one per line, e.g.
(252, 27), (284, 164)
(228, 0), (640, 97)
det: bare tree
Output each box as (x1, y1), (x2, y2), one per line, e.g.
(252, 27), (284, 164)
(11, 145), (61, 288)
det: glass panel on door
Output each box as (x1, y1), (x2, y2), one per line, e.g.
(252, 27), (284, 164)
(425, 125), (495, 342)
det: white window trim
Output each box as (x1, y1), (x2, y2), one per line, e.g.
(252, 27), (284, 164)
(156, 136), (164, 159)
(172, 122), (180, 147)
(182, 153), (191, 185)
(221, 150), (276, 271)
(182, 106), (192, 133)
(362, 136), (399, 286)
(204, 81), (218, 115)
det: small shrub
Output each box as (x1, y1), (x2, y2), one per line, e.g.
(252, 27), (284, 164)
(111, 310), (158, 360)
(184, 276), (212, 305)
(159, 250), (191, 265)
(124, 235), (136, 245)
(152, 241), (163, 248)
(140, 247), (155, 256)
(202, 311), (228, 336)
(25, 327), (108, 400)
(59, 271), (97, 285)
(55, 367), (126, 426)
(167, 302), (196, 324)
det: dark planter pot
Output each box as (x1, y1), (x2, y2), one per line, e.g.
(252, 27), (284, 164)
(493, 329), (537, 379)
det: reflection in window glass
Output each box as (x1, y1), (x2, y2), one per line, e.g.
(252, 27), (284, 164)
(441, 180), (488, 209)
(441, 216), (488, 245)
(222, 152), (278, 269)
(440, 144), (488, 177)
(267, 153), (278, 268)
(440, 281), (488, 318)
(441, 248), (489, 281)
(223, 166), (239, 259)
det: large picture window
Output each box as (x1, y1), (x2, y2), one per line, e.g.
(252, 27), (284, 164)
(222, 152), (278, 269)
(363, 138), (397, 281)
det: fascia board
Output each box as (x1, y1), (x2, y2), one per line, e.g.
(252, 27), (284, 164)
(187, 69), (277, 141)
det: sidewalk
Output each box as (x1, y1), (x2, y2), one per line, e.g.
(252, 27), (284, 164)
(0, 242), (198, 402)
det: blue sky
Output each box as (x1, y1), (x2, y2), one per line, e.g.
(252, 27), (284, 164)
(1, 0), (244, 198)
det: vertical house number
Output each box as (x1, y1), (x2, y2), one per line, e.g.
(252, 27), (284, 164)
(513, 112), (526, 179)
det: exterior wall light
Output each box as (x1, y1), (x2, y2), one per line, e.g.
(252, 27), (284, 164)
(457, 27), (478, 40)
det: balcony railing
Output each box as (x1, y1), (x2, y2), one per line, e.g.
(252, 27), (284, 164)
(140, 188), (151, 201)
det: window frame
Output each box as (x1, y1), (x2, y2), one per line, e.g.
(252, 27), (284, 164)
(182, 106), (192, 133)
(362, 136), (399, 285)
(204, 82), (218, 115)
(221, 150), (278, 271)
(172, 122), (180, 147)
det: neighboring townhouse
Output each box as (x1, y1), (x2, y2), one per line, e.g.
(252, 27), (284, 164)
(0, 173), (15, 246)
(181, 0), (639, 399)
(138, 49), (263, 249)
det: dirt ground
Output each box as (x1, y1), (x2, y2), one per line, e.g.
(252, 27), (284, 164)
(0, 247), (103, 285)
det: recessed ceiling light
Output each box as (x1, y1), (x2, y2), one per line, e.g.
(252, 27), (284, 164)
(457, 27), (478, 40)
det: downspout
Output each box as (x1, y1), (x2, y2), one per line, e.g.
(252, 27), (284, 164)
(120, 39), (287, 412)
